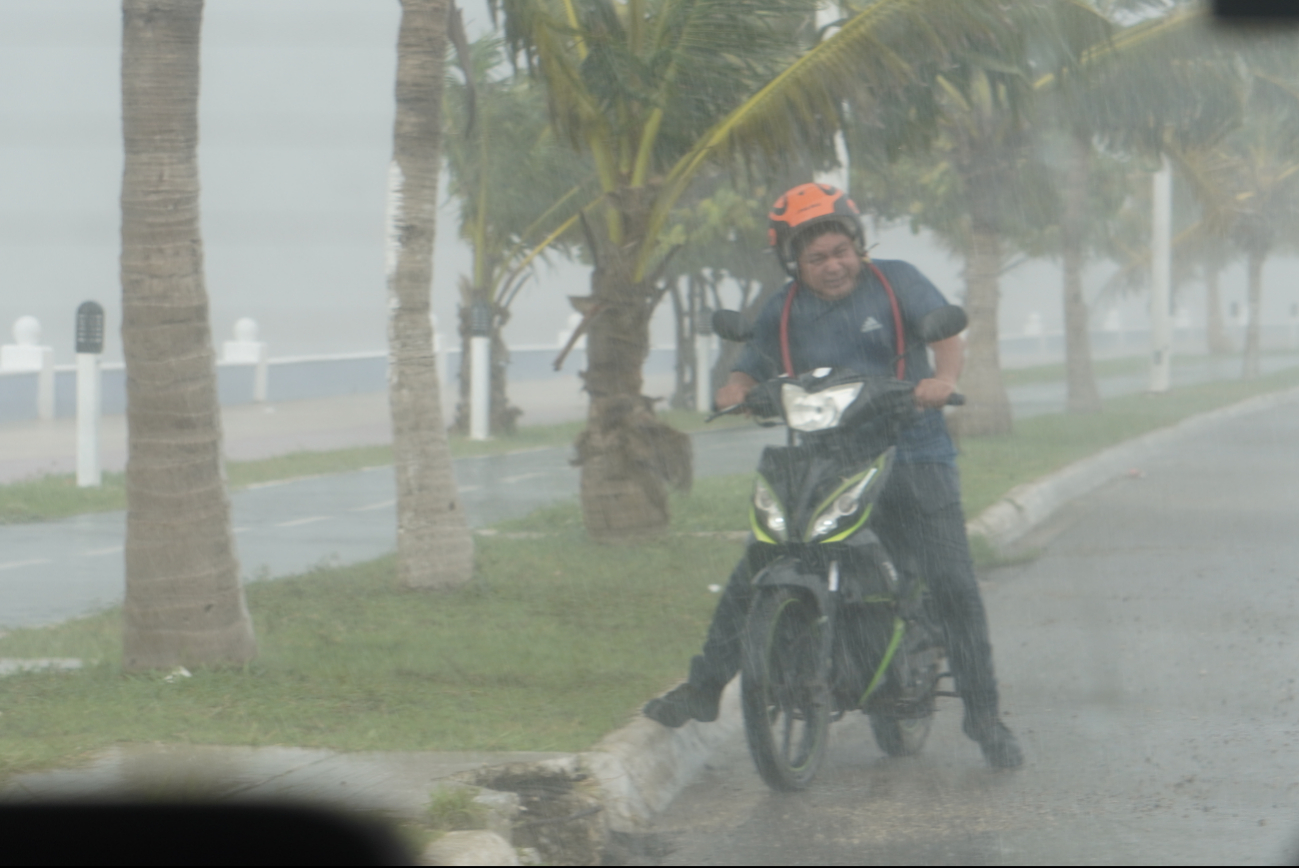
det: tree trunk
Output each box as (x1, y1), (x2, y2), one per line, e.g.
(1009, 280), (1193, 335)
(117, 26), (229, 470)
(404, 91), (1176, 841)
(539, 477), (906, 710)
(668, 277), (693, 409)
(120, 0), (256, 671)
(574, 197), (691, 540)
(953, 220), (1013, 437)
(1061, 129), (1101, 414)
(387, 0), (473, 588)
(1241, 247), (1265, 379)
(1204, 260), (1232, 354)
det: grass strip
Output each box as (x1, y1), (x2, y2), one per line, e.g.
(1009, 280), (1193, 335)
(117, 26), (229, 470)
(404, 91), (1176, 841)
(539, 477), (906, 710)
(0, 408), (743, 525)
(2, 365), (1298, 775)
(0, 533), (736, 778)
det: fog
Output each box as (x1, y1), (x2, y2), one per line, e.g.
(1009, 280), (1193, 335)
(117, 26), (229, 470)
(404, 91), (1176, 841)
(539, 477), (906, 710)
(5, 0), (1297, 368)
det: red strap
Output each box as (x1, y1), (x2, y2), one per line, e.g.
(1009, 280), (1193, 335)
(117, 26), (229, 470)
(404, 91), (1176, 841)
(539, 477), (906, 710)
(779, 284), (798, 378)
(778, 263), (906, 380)
(868, 262), (906, 380)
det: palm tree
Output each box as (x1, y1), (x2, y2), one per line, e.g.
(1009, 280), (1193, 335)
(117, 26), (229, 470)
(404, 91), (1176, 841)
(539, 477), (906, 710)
(387, 0), (475, 589)
(120, 0), (256, 670)
(442, 37), (595, 436)
(1037, 5), (1242, 410)
(502, 0), (1026, 536)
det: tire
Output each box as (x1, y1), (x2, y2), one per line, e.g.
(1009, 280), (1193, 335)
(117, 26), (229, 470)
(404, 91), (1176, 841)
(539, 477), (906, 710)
(741, 588), (832, 791)
(868, 637), (940, 757)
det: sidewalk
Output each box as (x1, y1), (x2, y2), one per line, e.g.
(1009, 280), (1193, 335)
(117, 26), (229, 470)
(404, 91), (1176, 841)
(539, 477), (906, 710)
(0, 373), (676, 485)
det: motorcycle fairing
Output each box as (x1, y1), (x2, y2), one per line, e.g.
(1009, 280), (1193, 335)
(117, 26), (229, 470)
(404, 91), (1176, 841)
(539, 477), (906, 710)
(752, 444), (895, 545)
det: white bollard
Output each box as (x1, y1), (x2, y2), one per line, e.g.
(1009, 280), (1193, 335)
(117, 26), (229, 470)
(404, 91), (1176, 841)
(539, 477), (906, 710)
(695, 331), (714, 413)
(76, 352), (101, 487)
(1, 316), (55, 421)
(469, 302), (492, 441)
(469, 335), (490, 441)
(222, 318), (269, 403)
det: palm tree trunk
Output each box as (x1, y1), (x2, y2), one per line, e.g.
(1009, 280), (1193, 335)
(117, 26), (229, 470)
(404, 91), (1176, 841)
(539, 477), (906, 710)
(1061, 129), (1101, 414)
(120, 0), (255, 671)
(1204, 260), (1232, 354)
(1241, 247), (1265, 379)
(954, 210), (1013, 436)
(574, 203), (691, 540)
(387, 0), (473, 588)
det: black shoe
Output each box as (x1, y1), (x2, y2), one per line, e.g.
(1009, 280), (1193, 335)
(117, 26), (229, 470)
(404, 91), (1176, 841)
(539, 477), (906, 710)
(643, 682), (722, 728)
(963, 711), (1023, 769)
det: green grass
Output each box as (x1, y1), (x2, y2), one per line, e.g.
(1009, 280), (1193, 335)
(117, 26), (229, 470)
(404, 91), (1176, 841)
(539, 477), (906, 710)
(0, 534), (736, 778)
(0, 409), (743, 525)
(3, 365), (1299, 777)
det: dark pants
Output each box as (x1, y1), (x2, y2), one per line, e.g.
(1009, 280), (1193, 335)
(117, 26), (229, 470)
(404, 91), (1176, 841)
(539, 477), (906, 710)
(688, 462), (1001, 715)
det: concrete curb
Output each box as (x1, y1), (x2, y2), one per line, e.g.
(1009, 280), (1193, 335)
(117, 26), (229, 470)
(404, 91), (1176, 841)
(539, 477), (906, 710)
(562, 384), (1299, 841)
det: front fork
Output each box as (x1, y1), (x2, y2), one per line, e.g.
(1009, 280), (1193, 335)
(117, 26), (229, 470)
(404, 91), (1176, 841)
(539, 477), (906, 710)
(751, 555), (905, 713)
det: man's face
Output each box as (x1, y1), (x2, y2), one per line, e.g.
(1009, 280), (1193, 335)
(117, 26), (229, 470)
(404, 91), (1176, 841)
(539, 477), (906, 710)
(796, 231), (862, 301)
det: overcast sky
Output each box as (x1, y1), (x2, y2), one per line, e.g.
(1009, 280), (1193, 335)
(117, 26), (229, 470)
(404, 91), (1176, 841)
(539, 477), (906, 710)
(2, 0), (1294, 365)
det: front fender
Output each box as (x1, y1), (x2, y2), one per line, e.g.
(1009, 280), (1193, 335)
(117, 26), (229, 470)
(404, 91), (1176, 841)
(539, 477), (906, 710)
(751, 557), (831, 616)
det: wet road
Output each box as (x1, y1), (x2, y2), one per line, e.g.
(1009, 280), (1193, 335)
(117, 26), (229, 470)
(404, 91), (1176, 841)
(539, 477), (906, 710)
(641, 399), (1299, 865)
(0, 425), (785, 628)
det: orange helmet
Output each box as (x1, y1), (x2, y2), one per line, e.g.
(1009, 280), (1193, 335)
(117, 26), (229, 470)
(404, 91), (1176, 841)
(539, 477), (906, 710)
(768, 183), (863, 276)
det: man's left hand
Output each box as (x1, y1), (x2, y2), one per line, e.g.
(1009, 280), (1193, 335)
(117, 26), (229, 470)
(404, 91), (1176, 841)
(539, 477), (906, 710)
(914, 378), (956, 409)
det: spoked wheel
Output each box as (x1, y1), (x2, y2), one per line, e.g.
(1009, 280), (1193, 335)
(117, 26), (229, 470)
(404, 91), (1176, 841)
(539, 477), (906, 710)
(741, 588), (832, 791)
(868, 640), (941, 757)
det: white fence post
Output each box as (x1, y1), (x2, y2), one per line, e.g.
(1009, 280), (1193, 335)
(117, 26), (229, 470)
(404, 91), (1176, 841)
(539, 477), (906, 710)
(74, 302), (105, 488)
(469, 301), (491, 441)
(1, 316), (55, 421)
(222, 318), (269, 403)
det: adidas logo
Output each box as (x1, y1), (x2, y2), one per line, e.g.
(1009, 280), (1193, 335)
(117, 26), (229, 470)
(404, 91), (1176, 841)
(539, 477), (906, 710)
(860, 316), (884, 334)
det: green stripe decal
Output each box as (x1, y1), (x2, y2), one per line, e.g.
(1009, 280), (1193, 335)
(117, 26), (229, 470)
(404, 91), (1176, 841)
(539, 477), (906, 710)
(859, 616), (906, 707)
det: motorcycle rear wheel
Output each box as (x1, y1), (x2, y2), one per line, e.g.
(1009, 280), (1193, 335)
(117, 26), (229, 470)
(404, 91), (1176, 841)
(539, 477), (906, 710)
(868, 639), (941, 757)
(741, 588), (831, 791)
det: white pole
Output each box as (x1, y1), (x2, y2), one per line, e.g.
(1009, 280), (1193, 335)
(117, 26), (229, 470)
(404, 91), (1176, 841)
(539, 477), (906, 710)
(253, 342), (269, 403)
(1149, 157), (1173, 393)
(76, 352), (101, 487)
(469, 335), (490, 440)
(695, 332), (713, 412)
(813, 3), (849, 197)
(37, 347), (54, 421)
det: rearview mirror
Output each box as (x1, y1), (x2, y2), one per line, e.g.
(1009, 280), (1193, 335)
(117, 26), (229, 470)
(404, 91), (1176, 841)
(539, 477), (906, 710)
(711, 310), (753, 343)
(918, 305), (968, 344)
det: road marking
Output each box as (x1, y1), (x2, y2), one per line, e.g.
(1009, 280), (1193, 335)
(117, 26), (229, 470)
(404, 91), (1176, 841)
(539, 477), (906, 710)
(276, 515), (331, 528)
(0, 558), (52, 571)
(350, 500), (395, 512)
(502, 472), (544, 484)
(458, 485), (481, 493)
(80, 546), (123, 557)
(233, 527), (250, 534)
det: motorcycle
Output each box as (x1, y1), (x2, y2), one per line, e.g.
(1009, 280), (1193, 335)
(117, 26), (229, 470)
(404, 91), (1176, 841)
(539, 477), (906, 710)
(708, 304), (969, 791)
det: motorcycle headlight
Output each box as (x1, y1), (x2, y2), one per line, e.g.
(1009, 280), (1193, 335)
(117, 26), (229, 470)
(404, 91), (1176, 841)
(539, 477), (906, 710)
(781, 382), (864, 432)
(750, 476), (788, 544)
(808, 465), (881, 542)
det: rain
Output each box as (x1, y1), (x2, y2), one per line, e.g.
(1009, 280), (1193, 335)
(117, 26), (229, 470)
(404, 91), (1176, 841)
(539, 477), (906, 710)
(1, 0), (1299, 863)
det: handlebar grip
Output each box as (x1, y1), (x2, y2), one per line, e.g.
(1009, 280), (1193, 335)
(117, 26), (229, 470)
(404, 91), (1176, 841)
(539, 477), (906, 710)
(946, 393), (966, 407)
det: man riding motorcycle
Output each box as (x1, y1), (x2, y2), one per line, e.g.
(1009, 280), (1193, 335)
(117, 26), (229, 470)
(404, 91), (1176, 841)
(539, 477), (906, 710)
(643, 182), (1022, 769)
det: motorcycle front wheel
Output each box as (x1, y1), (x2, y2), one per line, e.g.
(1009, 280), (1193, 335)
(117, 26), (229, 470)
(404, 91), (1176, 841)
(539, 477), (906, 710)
(741, 588), (832, 791)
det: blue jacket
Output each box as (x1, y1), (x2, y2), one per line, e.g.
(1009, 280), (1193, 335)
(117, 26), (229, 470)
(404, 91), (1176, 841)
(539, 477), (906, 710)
(734, 259), (957, 464)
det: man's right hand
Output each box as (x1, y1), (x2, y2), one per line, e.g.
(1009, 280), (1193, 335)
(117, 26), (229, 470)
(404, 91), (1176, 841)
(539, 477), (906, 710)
(714, 372), (758, 412)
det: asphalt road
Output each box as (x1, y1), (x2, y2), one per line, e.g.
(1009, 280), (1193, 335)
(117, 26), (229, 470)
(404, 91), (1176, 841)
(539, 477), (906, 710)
(3, 353), (1298, 630)
(638, 396), (1299, 865)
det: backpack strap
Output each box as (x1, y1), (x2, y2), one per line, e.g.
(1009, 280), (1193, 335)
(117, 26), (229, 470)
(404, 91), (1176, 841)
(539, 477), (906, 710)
(779, 263), (907, 380)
